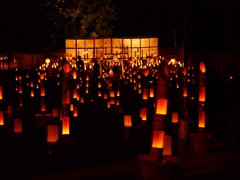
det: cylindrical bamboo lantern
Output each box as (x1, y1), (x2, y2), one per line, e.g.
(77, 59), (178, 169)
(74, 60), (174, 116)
(86, 88), (89, 94)
(72, 70), (77, 79)
(86, 82), (89, 88)
(200, 62), (206, 73)
(116, 99), (120, 105)
(156, 98), (168, 115)
(47, 125), (59, 143)
(52, 108), (59, 117)
(0, 86), (3, 99)
(41, 103), (46, 112)
(70, 104), (74, 111)
(73, 107), (78, 117)
(110, 91), (115, 98)
(152, 130), (165, 148)
(104, 93), (108, 100)
(171, 112), (178, 123)
(149, 88), (154, 97)
(73, 89), (77, 99)
(163, 135), (172, 156)
(62, 117), (70, 135)
(143, 88), (148, 100)
(199, 86), (206, 102)
(19, 86), (23, 94)
(40, 88), (45, 96)
(198, 110), (206, 128)
(14, 119), (22, 133)
(80, 97), (84, 103)
(107, 101), (111, 108)
(117, 91), (120, 97)
(183, 87), (188, 97)
(7, 106), (12, 115)
(141, 108), (147, 121)
(138, 88), (142, 94)
(124, 115), (132, 127)
(98, 91), (102, 97)
(0, 111), (4, 125)
(98, 82), (101, 88)
(31, 90), (34, 97)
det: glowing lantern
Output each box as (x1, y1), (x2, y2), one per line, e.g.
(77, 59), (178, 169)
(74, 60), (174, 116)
(86, 75), (89, 81)
(198, 110), (206, 128)
(41, 103), (46, 112)
(7, 106), (12, 115)
(19, 86), (22, 94)
(117, 91), (120, 97)
(62, 117), (70, 135)
(14, 119), (22, 133)
(86, 88), (89, 94)
(0, 111), (4, 125)
(110, 91), (115, 98)
(199, 86), (206, 102)
(171, 112), (178, 123)
(45, 58), (50, 64)
(150, 88), (154, 97)
(31, 90), (34, 97)
(40, 88), (45, 96)
(0, 86), (2, 100)
(63, 62), (71, 74)
(73, 107), (78, 117)
(73, 89), (77, 99)
(200, 62), (206, 73)
(141, 108), (147, 121)
(138, 88), (142, 94)
(98, 82), (101, 88)
(70, 104), (74, 111)
(152, 130), (165, 148)
(104, 93), (108, 100)
(124, 115), (132, 127)
(156, 98), (168, 115)
(116, 99), (120, 105)
(30, 81), (34, 87)
(80, 97), (84, 103)
(86, 82), (89, 87)
(40, 73), (45, 80)
(163, 135), (172, 156)
(72, 70), (77, 79)
(98, 91), (102, 97)
(47, 125), (59, 143)
(143, 88), (148, 100)
(183, 87), (188, 97)
(107, 101), (111, 108)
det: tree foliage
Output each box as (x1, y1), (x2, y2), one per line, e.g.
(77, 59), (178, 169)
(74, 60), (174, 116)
(0, 0), (117, 53)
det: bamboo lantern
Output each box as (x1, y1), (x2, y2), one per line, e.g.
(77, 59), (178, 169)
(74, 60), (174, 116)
(110, 99), (115, 105)
(62, 117), (70, 135)
(124, 115), (132, 127)
(110, 91), (115, 98)
(156, 98), (168, 115)
(86, 88), (89, 94)
(104, 93), (108, 100)
(52, 108), (59, 117)
(183, 87), (188, 97)
(163, 135), (172, 156)
(47, 125), (59, 143)
(72, 70), (77, 79)
(141, 108), (147, 121)
(107, 101), (111, 108)
(199, 86), (206, 102)
(41, 103), (46, 112)
(70, 104), (74, 111)
(0, 111), (4, 125)
(77, 94), (80, 101)
(149, 88), (154, 97)
(7, 106), (12, 115)
(98, 91), (102, 97)
(198, 110), (206, 128)
(73, 89), (77, 99)
(80, 97), (84, 103)
(133, 85), (137, 90)
(14, 119), (22, 133)
(40, 73), (45, 80)
(200, 62), (206, 74)
(117, 91), (120, 97)
(86, 81), (89, 88)
(40, 88), (45, 96)
(19, 97), (23, 107)
(30, 81), (34, 87)
(116, 99), (120, 105)
(98, 82), (101, 88)
(143, 88), (148, 100)
(19, 86), (22, 94)
(138, 88), (142, 94)
(152, 130), (165, 148)
(86, 75), (89, 81)
(73, 107), (78, 117)
(31, 90), (34, 97)
(76, 83), (80, 89)
(171, 112), (178, 123)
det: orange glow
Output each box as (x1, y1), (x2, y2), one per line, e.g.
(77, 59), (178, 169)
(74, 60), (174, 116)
(141, 108), (147, 121)
(116, 99), (120, 105)
(0, 111), (4, 125)
(62, 117), (70, 135)
(70, 104), (74, 111)
(40, 73), (45, 80)
(63, 62), (71, 74)
(14, 119), (22, 133)
(73, 89), (77, 99)
(183, 67), (187, 76)
(86, 88), (89, 94)
(138, 88), (142, 94)
(41, 103), (46, 112)
(19, 97), (23, 106)
(156, 98), (168, 115)
(124, 115), (132, 127)
(80, 97), (84, 103)
(19, 86), (22, 94)
(152, 130), (165, 148)
(107, 101), (111, 108)
(199, 86), (206, 102)
(31, 90), (34, 97)
(200, 62), (206, 73)
(110, 99), (115, 104)
(98, 82), (101, 88)
(183, 87), (188, 97)
(163, 135), (172, 156)
(0, 86), (2, 99)
(72, 70), (77, 79)
(198, 110), (206, 128)
(104, 93), (108, 99)
(117, 91), (120, 97)
(110, 91), (115, 97)
(73, 107), (78, 117)
(52, 108), (59, 117)
(143, 88), (148, 100)
(98, 91), (102, 97)
(7, 106), (12, 115)
(171, 112), (178, 123)
(86, 75), (89, 81)
(47, 125), (59, 143)
(40, 88), (45, 96)
(149, 88), (154, 97)
(86, 82), (89, 88)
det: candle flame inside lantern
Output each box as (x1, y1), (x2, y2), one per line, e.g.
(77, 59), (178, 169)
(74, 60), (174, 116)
(98, 82), (101, 88)
(62, 117), (70, 135)
(171, 112), (178, 123)
(199, 86), (206, 102)
(143, 88), (148, 100)
(72, 70), (77, 79)
(124, 115), (132, 127)
(31, 90), (34, 97)
(117, 91), (120, 97)
(41, 103), (46, 112)
(73, 89), (77, 99)
(70, 104), (74, 111)
(141, 108), (147, 121)
(14, 119), (22, 133)
(40, 88), (45, 96)
(47, 125), (59, 143)
(200, 62), (206, 73)
(156, 98), (168, 115)
(73, 107), (78, 117)
(198, 110), (206, 128)
(98, 91), (102, 97)
(152, 130), (165, 148)
(110, 91), (115, 97)
(150, 88), (154, 97)
(0, 111), (4, 125)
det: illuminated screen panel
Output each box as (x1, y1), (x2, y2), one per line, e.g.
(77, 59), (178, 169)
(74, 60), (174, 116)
(141, 48), (150, 58)
(66, 49), (76, 58)
(141, 38), (150, 47)
(132, 38), (140, 47)
(123, 39), (131, 48)
(112, 38), (122, 48)
(66, 39), (76, 48)
(77, 49), (85, 58)
(150, 38), (158, 46)
(103, 38), (111, 47)
(151, 47), (158, 57)
(77, 40), (85, 48)
(95, 39), (103, 48)
(85, 39), (94, 48)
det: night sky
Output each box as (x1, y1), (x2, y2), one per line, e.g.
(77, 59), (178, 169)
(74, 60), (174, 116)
(112, 0), (240, 52)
